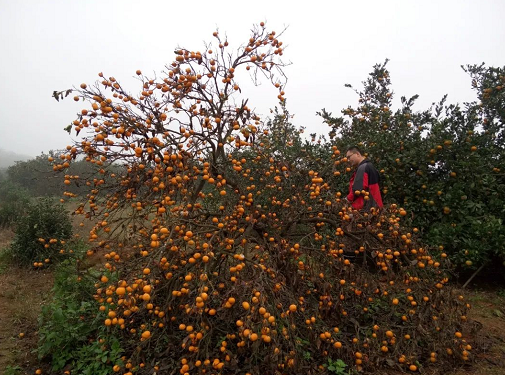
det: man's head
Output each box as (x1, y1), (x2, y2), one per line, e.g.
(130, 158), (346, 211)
(346, 146), (365, 168)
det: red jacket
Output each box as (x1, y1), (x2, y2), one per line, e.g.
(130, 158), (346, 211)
(347, 159), (383, 210)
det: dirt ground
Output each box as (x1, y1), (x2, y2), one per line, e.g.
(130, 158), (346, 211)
(0, 266), (53, 373)
(0, 229), (54, 373)
(0, 225), (504, 374)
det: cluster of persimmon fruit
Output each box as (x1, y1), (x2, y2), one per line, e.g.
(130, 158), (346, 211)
(31, 237), (71, 268)
(51, 23), (476, 375)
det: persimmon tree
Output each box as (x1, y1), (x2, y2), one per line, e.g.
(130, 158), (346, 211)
(50, 25), (476, 374)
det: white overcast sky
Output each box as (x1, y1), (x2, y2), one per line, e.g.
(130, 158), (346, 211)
(1, 0), (504, 157)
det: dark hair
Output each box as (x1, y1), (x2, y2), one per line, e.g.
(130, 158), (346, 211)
(346, 146), (362, 155)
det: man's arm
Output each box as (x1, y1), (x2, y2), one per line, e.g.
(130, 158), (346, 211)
(351, 164), (369, 198)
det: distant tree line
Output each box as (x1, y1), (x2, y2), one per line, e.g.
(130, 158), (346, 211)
(1, 150), (122, 197)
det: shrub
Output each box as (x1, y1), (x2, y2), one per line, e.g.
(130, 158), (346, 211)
(86, 205), (472, 374)
(10, 197), (73, 266)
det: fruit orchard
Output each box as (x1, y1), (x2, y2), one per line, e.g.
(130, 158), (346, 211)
(39, 23), (505, 374)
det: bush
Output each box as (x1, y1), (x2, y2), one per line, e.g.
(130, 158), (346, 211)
(89, 205), (471, 374)
(10, 197), (73, 266)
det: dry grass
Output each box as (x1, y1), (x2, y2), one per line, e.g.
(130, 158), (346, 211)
(0, 243), (54, 372)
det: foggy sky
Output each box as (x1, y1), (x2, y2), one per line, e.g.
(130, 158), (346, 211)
(1, 0), (504, 157)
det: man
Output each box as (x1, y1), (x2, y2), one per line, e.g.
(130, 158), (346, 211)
(345, 146), (383, 210)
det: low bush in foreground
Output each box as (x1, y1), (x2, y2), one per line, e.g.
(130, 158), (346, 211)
(9, 197), (73, 266)
(81, 206), (474, 375)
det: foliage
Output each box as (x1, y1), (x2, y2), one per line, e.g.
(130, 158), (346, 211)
(47, 23), (480, 374)
(5, 151), (105, 198)
(10, 197), (73, 266)
(0, 179), (31, 227)
(319, 60), (505, 272)
(4, 366), (23, 375)
(38, 251), (123, 374)
(6, 152), (67, 197)
(324, 358), (349, 375)
(0, 167), (8, 182)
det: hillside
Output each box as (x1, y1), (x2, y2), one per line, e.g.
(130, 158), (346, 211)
(0, 149), (32, 169)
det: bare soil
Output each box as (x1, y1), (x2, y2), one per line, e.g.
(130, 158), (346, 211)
(0, 229), (54, 373)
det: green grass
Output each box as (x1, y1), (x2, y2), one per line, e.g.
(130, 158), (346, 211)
(4, 365), (23, 375)
(0, 247), (13, 275)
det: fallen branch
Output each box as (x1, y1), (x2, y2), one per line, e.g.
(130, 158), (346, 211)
(462, 262), (488, 289)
